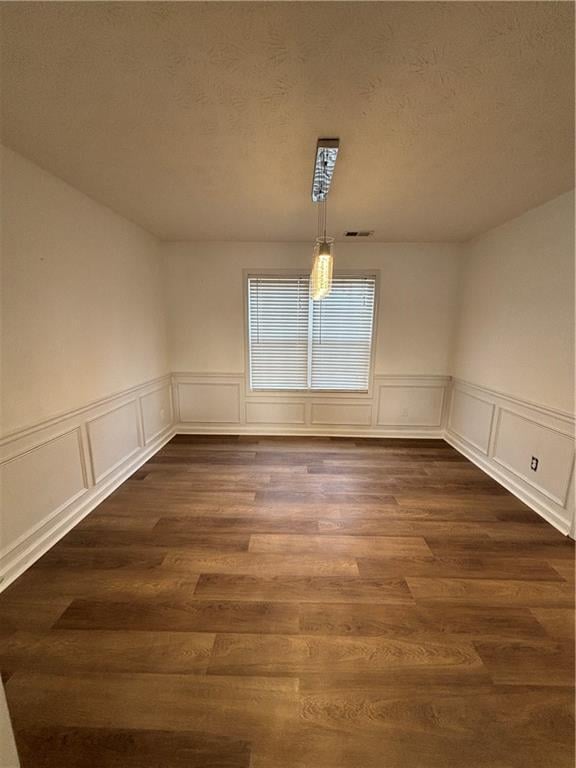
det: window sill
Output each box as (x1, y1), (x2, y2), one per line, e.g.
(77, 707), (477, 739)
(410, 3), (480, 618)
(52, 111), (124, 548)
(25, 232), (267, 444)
(245, 387), (372, 399)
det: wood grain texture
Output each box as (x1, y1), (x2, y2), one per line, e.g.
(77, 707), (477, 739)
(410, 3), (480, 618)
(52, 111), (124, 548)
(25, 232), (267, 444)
(15, 727), (251, 768)
(56, 600), (300, 635)
(249, 533), (432, 558)
(530, 608), (575, 639)
(0, 630), (215, 675)
(0, 436), (573, 767)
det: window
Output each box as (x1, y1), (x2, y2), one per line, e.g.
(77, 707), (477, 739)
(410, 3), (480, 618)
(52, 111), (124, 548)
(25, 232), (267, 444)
(247, 274), (376, 391)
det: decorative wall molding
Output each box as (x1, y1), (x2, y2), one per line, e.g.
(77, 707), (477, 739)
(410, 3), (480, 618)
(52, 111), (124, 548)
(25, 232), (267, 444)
(0, 375), (174, 591)
(86, 399), (142, 484)
(450, 378), (575, 425)
(448, 387), (495, 454)
(311, 402), (373, 427)
(0, 374), (173, 444)
(172, 372), (452, 438)
(376, 379), (446, 428)
(445, 378), (575, 535)
(2, 371), (574, 594)
(140, 385), (174, 444)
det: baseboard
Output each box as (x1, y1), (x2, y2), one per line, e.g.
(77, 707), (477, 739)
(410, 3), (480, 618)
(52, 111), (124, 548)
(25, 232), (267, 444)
(0, 427), (175, 592)
(173, 423), (445, 439)
(445, 431), (571, 536)
(444, 378), (574, 537)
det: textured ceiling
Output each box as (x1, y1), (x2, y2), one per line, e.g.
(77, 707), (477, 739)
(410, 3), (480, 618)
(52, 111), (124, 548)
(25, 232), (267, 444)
(1, 2), (574, 242)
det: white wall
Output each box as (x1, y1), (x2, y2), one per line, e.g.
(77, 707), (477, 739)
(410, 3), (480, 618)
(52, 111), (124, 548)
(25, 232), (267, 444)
(447, 192), (575, 534)
(1, 146), (170, 436)
(163, 241), (461, 374)
(162, 241), (461, 437)
(0, 147), (174, 588)
(453, 191), (575, 413)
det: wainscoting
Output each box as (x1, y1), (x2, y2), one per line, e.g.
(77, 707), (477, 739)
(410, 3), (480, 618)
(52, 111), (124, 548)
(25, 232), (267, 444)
(445, 379), (575, 535)
(172, 373), (450, 438)
(0, 376), (174, 590)
(173, 373), (576, 535)
(1, 372), (574, 593)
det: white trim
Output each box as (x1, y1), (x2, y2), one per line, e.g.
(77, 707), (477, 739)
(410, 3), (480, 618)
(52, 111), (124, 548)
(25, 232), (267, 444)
(310, 402), (373, 427)
(445, 431), (570, 536)
(3, 369), (573, 594)
(374, 374), (451, 385)
(177, 380), (242, 424)
(0, 426), (175, 592)
(0, 424), (84, 467)
(452, 377), (574, 425)
(171, 372), (451, 435)
(174, 423), (444, 439)
(0, 374), (172, 444)
(0, 480), (88, 564)
(243, 387), (375, 401)
(245, 400), (307, 426)
(445, 378), (575, 537)
(491, 407), (573, 507)
(448, 388), (495, 455)
(172, 372), (244, 379)
(376, 383), (446, 428)
(85, 398), (142, 484)
(0, 375), (174, 592)
(141, 384), (175, 446)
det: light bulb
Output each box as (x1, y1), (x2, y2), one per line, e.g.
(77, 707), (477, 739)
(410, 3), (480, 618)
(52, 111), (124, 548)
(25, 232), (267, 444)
(310, 237), (334, 300)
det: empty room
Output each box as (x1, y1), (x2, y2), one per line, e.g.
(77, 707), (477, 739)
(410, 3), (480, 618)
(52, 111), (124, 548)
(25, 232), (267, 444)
(0, 2), (574, 767)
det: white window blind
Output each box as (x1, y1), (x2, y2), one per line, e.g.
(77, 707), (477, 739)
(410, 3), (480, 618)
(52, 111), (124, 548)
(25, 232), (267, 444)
(311, 277), (376, 390)
(248, 274), (376, 391)
(248, 276), (310, 390)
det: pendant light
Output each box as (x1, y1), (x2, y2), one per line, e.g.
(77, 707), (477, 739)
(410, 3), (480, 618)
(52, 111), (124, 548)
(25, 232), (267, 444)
(310, 139), (339, 301)
(311, 195), (334, 301)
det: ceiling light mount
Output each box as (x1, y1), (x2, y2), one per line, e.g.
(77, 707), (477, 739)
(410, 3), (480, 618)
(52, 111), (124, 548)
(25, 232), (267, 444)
(311, 138), (339, 202)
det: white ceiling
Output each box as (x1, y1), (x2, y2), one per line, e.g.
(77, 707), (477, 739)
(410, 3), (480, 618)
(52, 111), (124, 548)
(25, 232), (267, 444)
(1, 2), (574, 242)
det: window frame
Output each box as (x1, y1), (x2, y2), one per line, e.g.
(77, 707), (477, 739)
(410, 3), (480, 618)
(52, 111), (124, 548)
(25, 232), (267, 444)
(243, 269), (380, 398)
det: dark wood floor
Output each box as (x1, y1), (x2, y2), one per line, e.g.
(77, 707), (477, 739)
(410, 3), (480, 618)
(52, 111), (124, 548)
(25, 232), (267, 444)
(0, 436), (574, 767)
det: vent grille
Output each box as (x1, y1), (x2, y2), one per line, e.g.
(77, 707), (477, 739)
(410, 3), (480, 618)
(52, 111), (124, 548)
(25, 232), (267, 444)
(344, 231), (374, 238)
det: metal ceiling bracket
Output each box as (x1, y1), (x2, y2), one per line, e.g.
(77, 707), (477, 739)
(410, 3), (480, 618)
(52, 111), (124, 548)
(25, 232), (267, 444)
(311, 138), (339, 202)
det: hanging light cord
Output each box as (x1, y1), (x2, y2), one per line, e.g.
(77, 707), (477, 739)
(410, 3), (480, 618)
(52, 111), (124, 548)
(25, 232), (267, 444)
(323, 151), (328, 240)
(316, 150), (328, 242)
(317, 183), (322, 240)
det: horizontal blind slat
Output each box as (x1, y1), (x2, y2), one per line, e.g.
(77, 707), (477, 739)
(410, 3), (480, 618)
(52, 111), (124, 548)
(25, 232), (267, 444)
(248, 276), (310, 389)
(311, 277), (376, 391)
(248, 275), (376, 392)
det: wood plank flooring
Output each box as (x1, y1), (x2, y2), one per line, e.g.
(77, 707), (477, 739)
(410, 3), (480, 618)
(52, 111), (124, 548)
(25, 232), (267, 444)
(0, 435), (574, 767)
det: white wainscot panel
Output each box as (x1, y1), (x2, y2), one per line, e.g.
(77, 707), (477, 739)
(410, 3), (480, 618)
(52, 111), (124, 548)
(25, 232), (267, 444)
(179, 383), (240, 423)
(377, 386), (444, 427)
(0, 429), (86, 554)
(449, 389), (494, 454)
(87, 400), (141, 483)
(246, 401), (306, 425)
(141, 386), (172, 443)
(493, 409), (575, 506)
(311, 403), (372, 426)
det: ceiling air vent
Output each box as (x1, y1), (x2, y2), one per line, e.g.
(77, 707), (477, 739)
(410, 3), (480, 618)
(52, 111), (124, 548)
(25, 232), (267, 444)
(344, 230), (374, 238)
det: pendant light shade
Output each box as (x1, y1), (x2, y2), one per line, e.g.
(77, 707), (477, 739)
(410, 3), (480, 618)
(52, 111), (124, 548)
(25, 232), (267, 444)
(311, 237), (334, 300)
